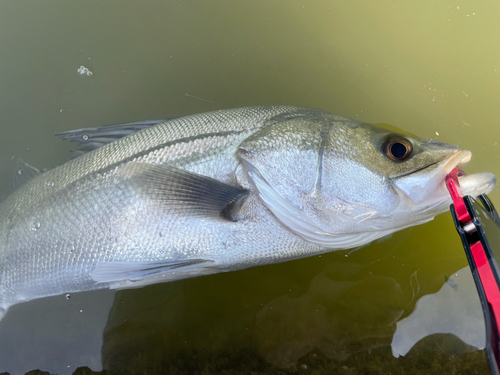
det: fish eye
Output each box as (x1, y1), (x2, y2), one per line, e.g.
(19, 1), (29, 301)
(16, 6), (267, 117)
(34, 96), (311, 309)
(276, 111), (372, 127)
(383, 137), (412, 161)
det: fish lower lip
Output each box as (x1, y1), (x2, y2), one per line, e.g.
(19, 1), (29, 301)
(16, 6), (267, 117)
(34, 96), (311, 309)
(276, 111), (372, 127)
(458, 172), (497, 197)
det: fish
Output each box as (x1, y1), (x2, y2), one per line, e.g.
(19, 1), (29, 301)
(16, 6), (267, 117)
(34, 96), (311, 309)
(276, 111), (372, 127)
(0, 106), (495, 320)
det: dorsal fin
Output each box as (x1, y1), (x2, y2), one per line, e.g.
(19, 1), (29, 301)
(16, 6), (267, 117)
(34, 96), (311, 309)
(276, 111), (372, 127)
(11, 158), (41, 190)
(56, 118), (169, 154)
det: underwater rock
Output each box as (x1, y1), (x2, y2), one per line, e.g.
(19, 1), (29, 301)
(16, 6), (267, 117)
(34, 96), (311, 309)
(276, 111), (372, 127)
(254, 262), (405, 367)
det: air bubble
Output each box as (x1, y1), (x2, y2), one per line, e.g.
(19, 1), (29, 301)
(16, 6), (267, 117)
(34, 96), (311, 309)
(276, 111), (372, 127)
(77, 65), (93, 77)
(66, 294), (71, 300)
(82, 134), (89, 141)
(30, 222), (40, 231)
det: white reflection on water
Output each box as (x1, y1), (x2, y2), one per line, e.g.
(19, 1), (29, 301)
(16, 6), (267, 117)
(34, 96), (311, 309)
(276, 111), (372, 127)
(0, 289), (115, 375)
(392, 266), (485, 357)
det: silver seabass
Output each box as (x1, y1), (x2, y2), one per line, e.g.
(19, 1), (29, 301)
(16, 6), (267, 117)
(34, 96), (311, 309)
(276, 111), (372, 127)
(0, 106), (495, 319)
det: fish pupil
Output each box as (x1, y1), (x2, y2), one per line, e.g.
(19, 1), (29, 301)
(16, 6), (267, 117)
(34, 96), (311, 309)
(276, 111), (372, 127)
(390, 142), (407, 159)
(382, 136), (412, 161)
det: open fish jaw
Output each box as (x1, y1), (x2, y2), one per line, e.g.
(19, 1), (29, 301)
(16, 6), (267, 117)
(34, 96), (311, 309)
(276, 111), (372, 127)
(391, 150), (496, 226)
(393, 150), (473, 205)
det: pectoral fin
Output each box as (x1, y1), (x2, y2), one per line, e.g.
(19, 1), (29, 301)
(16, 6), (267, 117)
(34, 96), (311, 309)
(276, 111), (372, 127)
(92, 259), (214, 288)
(121, 162), (249, 221)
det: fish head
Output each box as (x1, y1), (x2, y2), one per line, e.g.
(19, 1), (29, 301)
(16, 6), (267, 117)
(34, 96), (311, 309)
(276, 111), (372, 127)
(239, 112), (496, 248)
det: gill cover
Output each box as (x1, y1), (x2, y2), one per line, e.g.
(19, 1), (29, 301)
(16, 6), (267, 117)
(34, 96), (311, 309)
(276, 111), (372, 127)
(244, 161), (393, 248)
(238, 114), (397, 248)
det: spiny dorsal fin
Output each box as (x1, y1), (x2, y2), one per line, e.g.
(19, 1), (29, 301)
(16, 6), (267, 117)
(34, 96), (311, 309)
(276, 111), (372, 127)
(57, 118), (169, 154)
(11, 158), (41, 190)
(120, 162), (249, 221)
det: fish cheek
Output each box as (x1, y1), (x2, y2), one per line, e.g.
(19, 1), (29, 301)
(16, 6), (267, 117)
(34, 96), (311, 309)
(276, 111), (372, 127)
(320, 156), (400, 219)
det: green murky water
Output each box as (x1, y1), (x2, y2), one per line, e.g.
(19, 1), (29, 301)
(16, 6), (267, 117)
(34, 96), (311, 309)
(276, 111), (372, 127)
(0, 1), (499, 374)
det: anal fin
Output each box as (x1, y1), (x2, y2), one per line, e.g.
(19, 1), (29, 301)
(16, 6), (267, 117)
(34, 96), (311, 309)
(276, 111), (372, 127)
(92, 259), (214, 288)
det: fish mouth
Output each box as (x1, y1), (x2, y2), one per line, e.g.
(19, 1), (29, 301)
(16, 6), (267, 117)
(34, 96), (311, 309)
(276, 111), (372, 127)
(393, 150), (496, 205)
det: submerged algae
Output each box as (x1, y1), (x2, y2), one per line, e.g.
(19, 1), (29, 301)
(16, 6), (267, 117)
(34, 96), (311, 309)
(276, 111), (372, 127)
(8, 344), (489, 375)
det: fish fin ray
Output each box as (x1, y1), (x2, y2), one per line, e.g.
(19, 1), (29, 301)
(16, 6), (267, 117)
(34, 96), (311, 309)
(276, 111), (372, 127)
(92, 259), (213, 287)
(11, 158), (41, 190)
(56, 118), (170, 152)
(121, 162), (249, 220)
